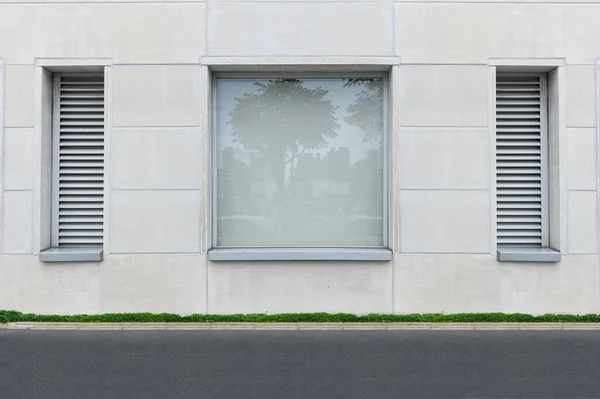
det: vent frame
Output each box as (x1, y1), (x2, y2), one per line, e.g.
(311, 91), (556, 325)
(51, 73), (105, 248)
(495, 72), (549, 248)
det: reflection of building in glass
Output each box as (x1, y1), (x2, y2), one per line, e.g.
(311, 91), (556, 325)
(218, 145), (383, 217)
(294, 147), (351, 199)
(217, 147), (253, 213)
(217, 147), (234, 200)
(294, 146), (383, 200)
(296, 147), (350, 180)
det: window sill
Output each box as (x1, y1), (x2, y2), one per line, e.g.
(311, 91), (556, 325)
(497, 247), (561, 263)
(40, 247), (103, 263)
(208, 248), (393, 262)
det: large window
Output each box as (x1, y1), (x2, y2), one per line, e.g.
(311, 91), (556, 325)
(215, 76), (386, 248)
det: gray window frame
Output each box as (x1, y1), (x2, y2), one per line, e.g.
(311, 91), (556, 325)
(495, 71), (559, 262)
(40, 72), (105, 263)
(495, 72), (549, 248)
(210, 72), (391, 260)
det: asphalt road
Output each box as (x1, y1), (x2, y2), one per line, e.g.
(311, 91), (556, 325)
(1, 330), (600, 399)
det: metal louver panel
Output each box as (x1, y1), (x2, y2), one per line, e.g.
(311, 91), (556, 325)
(496, 73), (547, 248)
(53, 74), (104, 247)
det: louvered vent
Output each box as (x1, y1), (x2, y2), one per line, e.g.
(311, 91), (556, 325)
(54, 74), (104, 247)
(496, 74), (547, 248)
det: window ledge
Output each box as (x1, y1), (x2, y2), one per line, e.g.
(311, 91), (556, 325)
(208, 248), (392, 262)
(497, 247), (561, 263)
(40, 247), (103, 263)
(201, 56), (400, 72)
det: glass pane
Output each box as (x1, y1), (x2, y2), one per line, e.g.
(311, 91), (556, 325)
(216, 77), (385, 247)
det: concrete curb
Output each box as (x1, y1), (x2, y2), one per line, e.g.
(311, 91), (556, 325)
(3, 322), (600, 331)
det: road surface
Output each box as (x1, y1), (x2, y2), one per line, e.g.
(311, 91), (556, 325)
(1, 330), (599, 398)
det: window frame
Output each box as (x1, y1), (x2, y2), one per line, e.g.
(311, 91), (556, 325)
(50, 73), (61, 247)
(50, 72), (105, 249)
(38, 68), (107, 263)
(495, 71), (550, 249)
(211, 72), (390, 251)
(489, 62), (564, 263)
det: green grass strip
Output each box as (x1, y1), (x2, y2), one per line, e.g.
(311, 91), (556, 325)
(2, 310), (600, 324)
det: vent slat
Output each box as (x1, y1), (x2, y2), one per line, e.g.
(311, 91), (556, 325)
(497, 216), (542, 222)
(58, 203), (104, 209)
(58, 227), (104, 233)
(59, 209), (103, 216)
(497, 190), (541, 196)
(59, 113), (104, 119)
(498, 209), (542, 215)
(496, 107), (541, 112)
(59, 178), (104, 184)
(496, 73), (545, 248)
(58, 237), (104, 244)
(56, 73), (105, 248)
(59, 216), (103, 222)
(497, 238), (543, 244)
(496, 128), (542, 133)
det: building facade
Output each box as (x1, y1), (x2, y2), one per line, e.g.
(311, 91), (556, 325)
(0, 0), (599, 315)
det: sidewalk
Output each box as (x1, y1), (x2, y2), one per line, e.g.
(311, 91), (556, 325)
(4, 322), (600, 331)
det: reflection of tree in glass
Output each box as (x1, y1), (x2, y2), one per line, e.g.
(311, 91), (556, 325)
(344, 78), (384, 143)
(227, 79), (339, 193)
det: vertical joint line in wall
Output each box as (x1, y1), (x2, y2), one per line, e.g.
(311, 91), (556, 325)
(595, 60), (600, 311)
(206, 260), (209, 315)
(0, 59), (6, 255)
(390, 66), (396, 314)
(204, 1), (210, 57)
(391, 255), (394, 314)
(391, 0), (395, 57)
(489, 66), (492, 254)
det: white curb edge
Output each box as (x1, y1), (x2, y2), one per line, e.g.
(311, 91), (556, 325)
(2, 322), (600, 331)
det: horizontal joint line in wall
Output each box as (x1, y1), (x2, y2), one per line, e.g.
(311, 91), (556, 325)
(397, 252), (494, 255)
(399, 188), (489, 192)
(567, 189), (599, 192)
(111, 125), (201, 129)
(113, 63), (203, 67)
(203, 55), (397, 59)
(396, 1), (600, 4)
(106, 252), (204, 255)
(0, 1), (206, 3)
(567, 125), (597, 129)
(1, 60), (595, 67)
(205, 0), (390, 2)
(3, 126), (34, 129)
(111, 188), (201, 192)
(398, 125), (488, 129)
(399, 63), (487, 66)
(2, 189), (34, 192)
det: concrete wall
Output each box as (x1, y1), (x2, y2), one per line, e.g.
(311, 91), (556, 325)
(0, 0), (599, 315)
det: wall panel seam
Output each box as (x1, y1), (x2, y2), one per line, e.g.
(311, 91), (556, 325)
(595, 61), (600, 311)
(111, 188), (202, 192)
(111, 126), (201, 131)
(399, 188), (490, 192)
(112, 125), (202, 129)
(0, 58), (5, 255)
